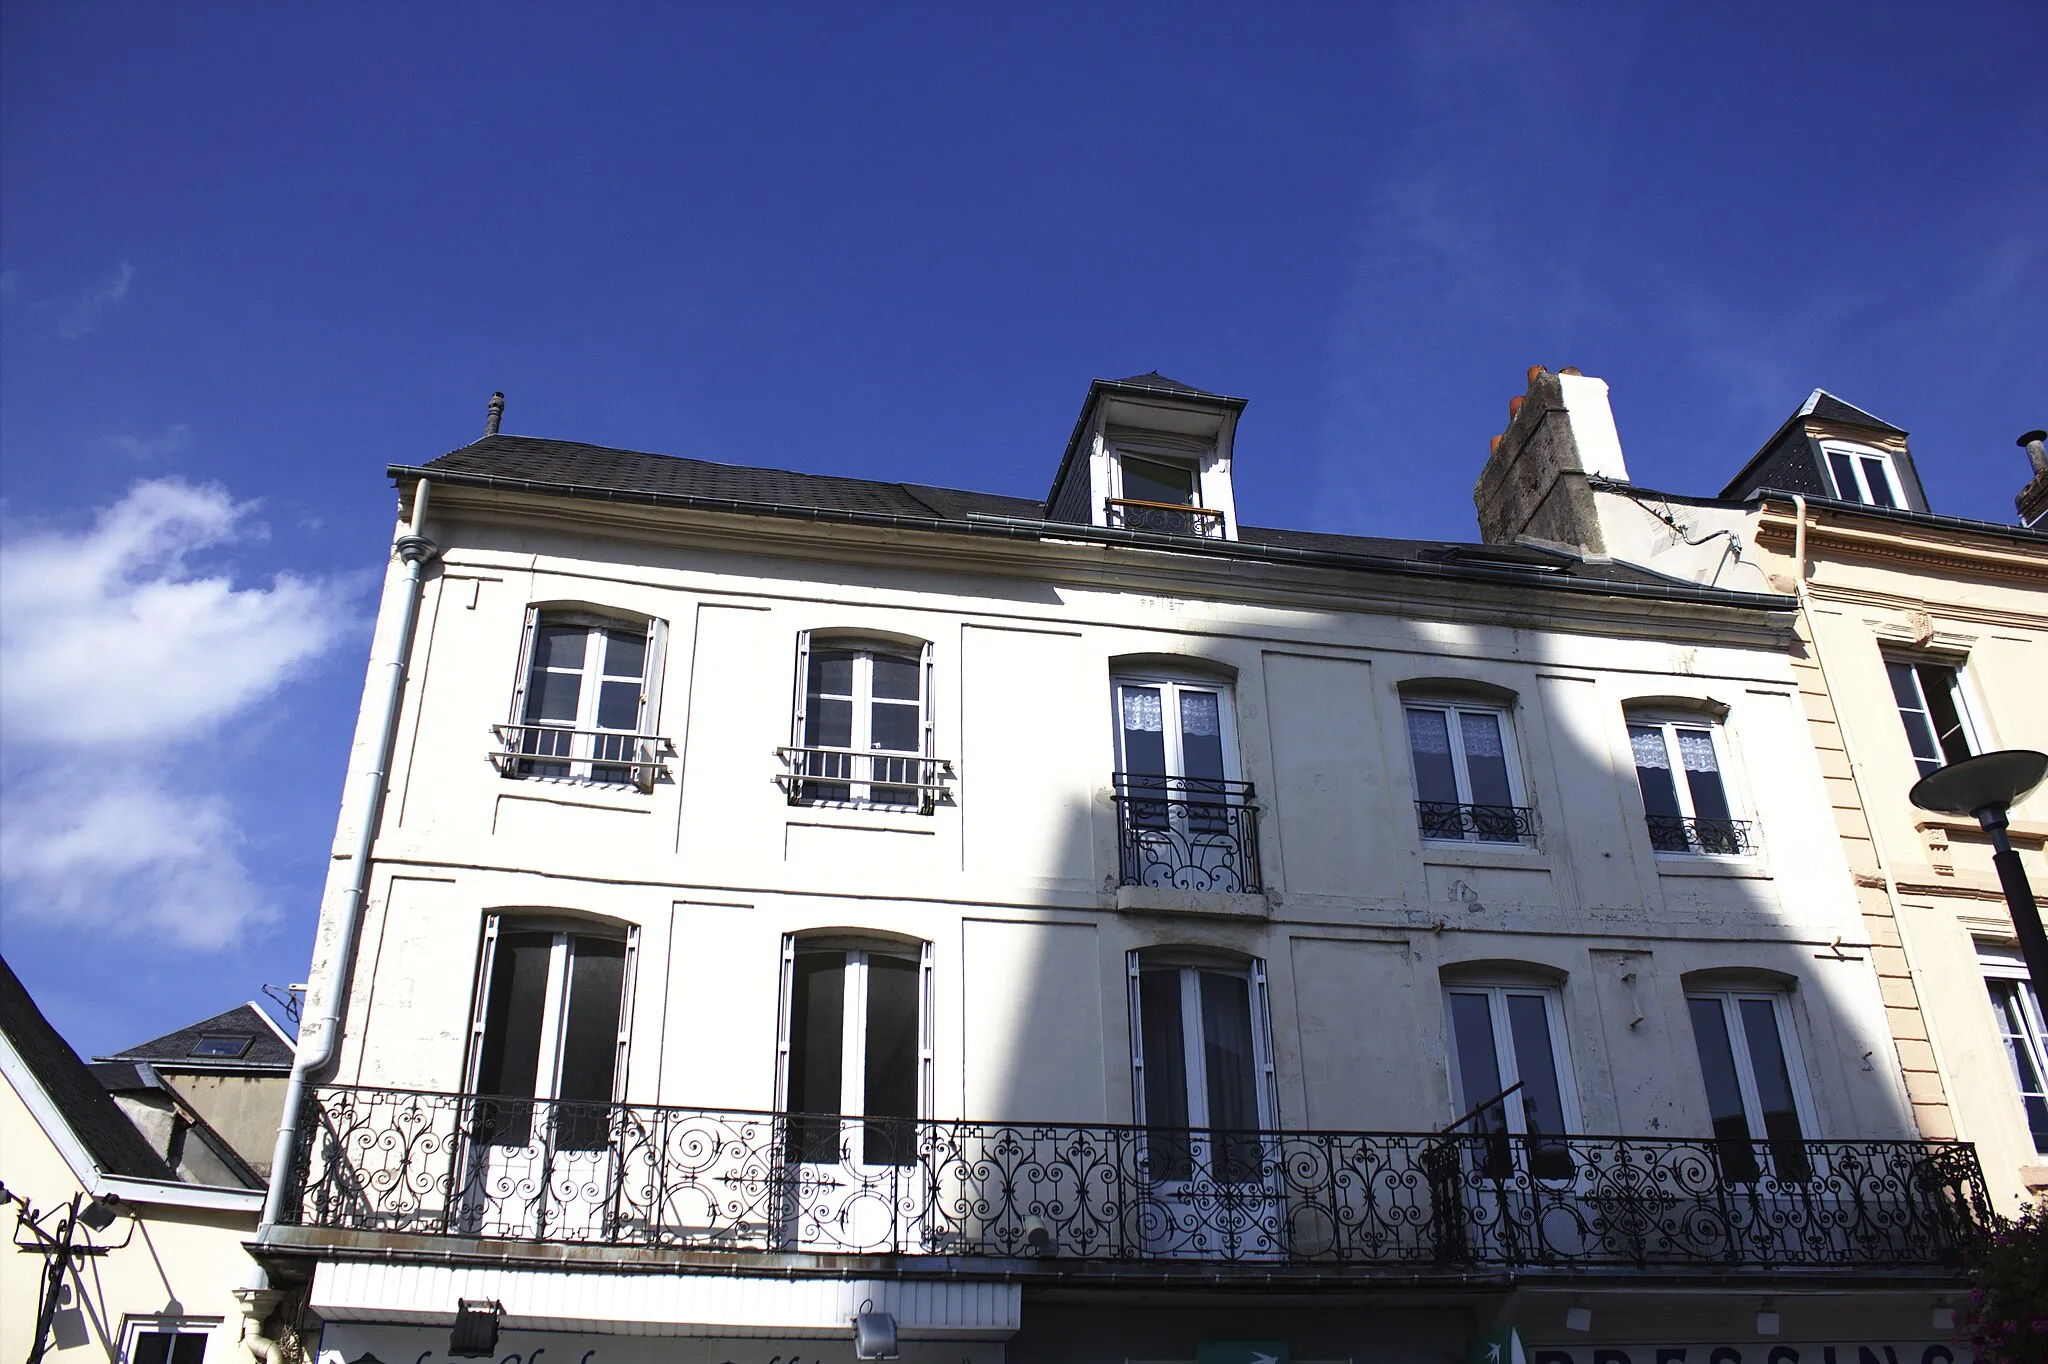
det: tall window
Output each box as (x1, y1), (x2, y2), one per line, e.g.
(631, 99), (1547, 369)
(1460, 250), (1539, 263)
(1627, 715), (1749, 856)
(1107, 449), (1223, 537)
(1981, 944), (2048, 1155)
(1443, 983), (1576, 1178)
(790, 637), (933, 809)
(1886, 659), (1978, 779)
(1112, 674), (1258, 892)
(1130, 955), (1273, 1183)
(504, 610), (666, 787)
(1685, 991), (1811, 1181)
(466, 921), (635, 1151)
(1405, 702), (1528, 842)
(779, 940), (930, 1167)
(1822, 442), (1903, 509)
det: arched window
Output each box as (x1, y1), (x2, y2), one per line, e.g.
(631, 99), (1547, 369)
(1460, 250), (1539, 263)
(1110, 668), (1260, 892)
(1399, 684), (1533, 843)
(1440, 967), (1577, 1179)
(1127, 950), (1275, 1188)
(775, 934), (933, 1168)
(784, 633), (942, 812)
(498, 607), (670, 790)
(1680, 977), (1815, 1182)
(1623, 704), (1750, 856)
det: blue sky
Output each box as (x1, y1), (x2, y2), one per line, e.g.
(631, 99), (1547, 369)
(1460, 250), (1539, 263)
(2, 2), (2042, 1057)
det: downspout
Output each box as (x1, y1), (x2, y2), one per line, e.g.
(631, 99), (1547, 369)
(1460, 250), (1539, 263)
(258, 480), (439, 1231)
(1788, 493), (1956, 1137)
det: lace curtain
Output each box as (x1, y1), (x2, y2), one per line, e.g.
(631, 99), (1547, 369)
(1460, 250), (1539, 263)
(1458, 712), (1505, 759)
(1629, 725), (1671, 769)
(1407, 708), (1452, 755)
(1676, 728), (1719, 773)
(1121, 689), (1163, 733)
(1180, 691), (1221, 738)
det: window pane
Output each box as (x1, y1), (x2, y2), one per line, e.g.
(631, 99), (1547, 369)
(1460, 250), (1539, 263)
(528, 666), (583, 724)
(805, 697), (853, 749)
(870, 699), (920, 754)
(1917, 665), (1974, 766)
(863, 956), (920, 1164)
(1120, 686), (1168, 776)
(595, 678), (640, 732)
(169, 1336), (207, 1364)
(787, 952), (845, 1162)
(1407, 708), (1462, 808)
(475, 932), (554, 1147)
(554, 937), (625, 1150)
(1686, 997), (1760, 1182)
(1886, 661), (1943, 776)
(1178, 691), (1227, 786)
(1738, 998), (1810, 1179)
(1989, 979), (2048, 1154)
(1139, 968), (1192, 1180)
(1860, 455), (1897, 509)
(1504, 994), (1567, 1140)
(1447, 992), (1504, 1118)
(1629, 724), (1686, 850)
(1676, 728), (1736, 844)
(870, 652), (919, 701)
(601, 628), (645, 680)
(1122, 455), (1196, 506)
(1459, 712), (1516, 835)
(1200, 971), (1262, 1182)
(531, 623), (586, 672)
(1827, 450), (1860, 502)
(133, 1334), (174, 1364)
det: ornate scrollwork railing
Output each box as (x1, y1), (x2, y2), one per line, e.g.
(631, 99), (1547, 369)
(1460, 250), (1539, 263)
(1417, 801), (1538, 843)
(1646, 814), (1756, 856)
(1104, 498), (1228, 539)
(1112, 774), (1263, 895)
(283, 1086), (1988, 1270)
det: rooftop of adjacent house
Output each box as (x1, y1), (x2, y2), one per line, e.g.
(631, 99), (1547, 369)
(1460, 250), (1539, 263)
(1718, 387), (1913, 501)
(396, 423), (1794, 613)
(0, 956), (176, 1182)
(97, 1001), (296, 1072)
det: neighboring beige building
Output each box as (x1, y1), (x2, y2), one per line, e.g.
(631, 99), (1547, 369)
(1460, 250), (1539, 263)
(0, 958), (278, 1364)
(250, 376), (1982, 1364)
(1480, 370), (2048, 1212)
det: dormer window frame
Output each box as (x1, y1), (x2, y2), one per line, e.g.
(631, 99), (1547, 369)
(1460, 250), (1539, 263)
(1103, 435), (1229, 540)
(1818, 439), (1905, 510)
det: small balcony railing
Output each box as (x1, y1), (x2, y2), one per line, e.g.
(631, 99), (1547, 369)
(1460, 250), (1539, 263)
(281, 1086), (1989, 1271)
(1113, 774), (1262, 895)
(1104, 498), (1228, 539)
(1417, 801), (1537, 843)
(491, 724), (675, 792)
(775, 746), (953, 815)
(1647, 814), (1756, 856)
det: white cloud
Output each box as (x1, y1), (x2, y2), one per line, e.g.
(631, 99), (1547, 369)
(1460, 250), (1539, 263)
(0, 479), (358, 949)
(105, 423), (193, 461)
(57, 261), (137, 339)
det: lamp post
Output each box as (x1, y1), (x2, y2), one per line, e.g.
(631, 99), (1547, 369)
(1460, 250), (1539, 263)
(1909, 749), (2048, 1002)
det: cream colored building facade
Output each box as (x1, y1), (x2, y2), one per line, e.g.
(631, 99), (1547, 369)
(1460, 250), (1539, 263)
(1482, 368), (2048, 1213)
(248, 377), (1984, 1364)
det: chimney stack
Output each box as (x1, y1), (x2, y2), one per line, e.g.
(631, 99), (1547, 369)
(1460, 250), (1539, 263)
(2018, 429), (2048, 528)
(1472, 365), (1630, 551)
(485, 392), (505, 438)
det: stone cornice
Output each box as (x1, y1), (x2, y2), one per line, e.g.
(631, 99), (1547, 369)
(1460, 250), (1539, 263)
(1757, 507), (2047, 582)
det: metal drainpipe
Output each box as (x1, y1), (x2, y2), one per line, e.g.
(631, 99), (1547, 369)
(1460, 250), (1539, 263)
(1788, 492), (1958, 1136)
(257, 481), (439, 1232)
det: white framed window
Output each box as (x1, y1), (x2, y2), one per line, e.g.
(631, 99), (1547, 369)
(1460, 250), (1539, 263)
(502, 609), (668, 788)
(1112, 673), (1258, 891)
(119, 1318), (218, 1364)
(1885, 657), (1981, 779)
(1821, 441), (1904, 509)
(1106, 446), (1224, 537)
(776, 937), (933, 1167)
(1113, 674), (1238, 792)
(1404, 703), (1529, 842)
(789, 635), (937, 810)
(1626, 714), (1750, 856)
(1128, 952), (1275, 1184)
(1684, 991), (1815, 1181)
(1980, 943), (2048, 1156)
(1443, 983), (1578, 1177)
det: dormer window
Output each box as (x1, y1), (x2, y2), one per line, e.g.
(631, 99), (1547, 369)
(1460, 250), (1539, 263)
(1821, 441), (1904, 509)
(1044, 373), (1244, 541)
(1107, 450), (1224, 538)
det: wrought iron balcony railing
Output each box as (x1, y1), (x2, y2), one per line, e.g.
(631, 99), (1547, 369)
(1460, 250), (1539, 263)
(1112, 774), (1262, 895)
(282, 1086), (1988, 1271)
(1417, 801), (1538, 843)
(1646, 814), (1756, 856)
(775, 745), (953, 815)
(1104, 498), (1228, 539)
(491, 724), (675, 792)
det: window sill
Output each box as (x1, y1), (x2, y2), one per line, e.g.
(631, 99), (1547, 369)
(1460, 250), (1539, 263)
(1419, 841), (1547, 871)
(1654, 855), (1772, 880)
(786, 804), (942, 834)
(1114, 885), (1269, 919)
(496, 777), (654, 811)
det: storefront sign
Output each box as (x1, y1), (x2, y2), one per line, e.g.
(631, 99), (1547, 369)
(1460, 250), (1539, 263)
(1523, 1346), (1965, 1364)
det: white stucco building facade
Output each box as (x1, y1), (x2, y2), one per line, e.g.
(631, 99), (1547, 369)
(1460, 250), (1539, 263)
(253, 376), (1983, 1364)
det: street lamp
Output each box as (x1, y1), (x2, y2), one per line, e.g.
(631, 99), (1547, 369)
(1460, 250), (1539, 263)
(1909, 749), (2048, 1002)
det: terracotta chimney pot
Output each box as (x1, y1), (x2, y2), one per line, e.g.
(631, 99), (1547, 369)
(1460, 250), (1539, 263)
(1508, 395), (1524, 420)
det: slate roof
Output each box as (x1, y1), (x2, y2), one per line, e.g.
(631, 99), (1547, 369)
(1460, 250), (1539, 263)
(1798, 388), (1906, 435)
(0, 956), (176, 1181)
(399, 434), (1792, 610)
(100, 1002), (296, 1072)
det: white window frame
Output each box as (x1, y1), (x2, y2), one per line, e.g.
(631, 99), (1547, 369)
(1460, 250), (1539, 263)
(1980, 943), (2048, 1155)
(1819, 440), (1906, 508)
(1625, 712), (1750, 857)
(1884, 655), (1984, 779)
(1126, 952), (1278, 1137)
(1111, 673), (1241, 784)
(1441, 983), (1581, 1140)
(1110, 446), (1204, 509)
(774, 936), (935, 1136)
(789, 633), (937, 810)
(118, 1317), (220, 1364)
(461, 915), (640, 1109)
(505, 608), (668, 789)
(1684, 990), (1819, 1146)
(1403, 701), (1529, 842)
